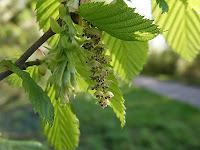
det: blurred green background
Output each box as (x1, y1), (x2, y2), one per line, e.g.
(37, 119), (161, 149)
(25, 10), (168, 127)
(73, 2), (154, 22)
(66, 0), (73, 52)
(142, 49), (200, 86)
(0, 0), (200, 150)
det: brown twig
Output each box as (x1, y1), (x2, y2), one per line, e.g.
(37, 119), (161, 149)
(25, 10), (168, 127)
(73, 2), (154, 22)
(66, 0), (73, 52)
(15, 28), (55, 67)
(0, 60), (42, 80)
(20, 59), (42, 69)
(0, 29), (55, 81)
(0, 70), (13, 81)
(0, 19), (63, 81)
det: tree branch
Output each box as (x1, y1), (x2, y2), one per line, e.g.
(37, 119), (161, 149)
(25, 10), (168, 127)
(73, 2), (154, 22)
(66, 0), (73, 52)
(0, 60), (42, 81)
(20, 59), (42, 69)
(15, 29), (55, 67)
(0, 70), (13, 81)
(0, 28), (55, 81)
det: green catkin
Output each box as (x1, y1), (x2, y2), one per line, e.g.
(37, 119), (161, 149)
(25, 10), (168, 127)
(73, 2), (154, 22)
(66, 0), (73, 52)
(47, 6), (78, 103)
(48, 5), (114, 105)
(81, 26), (114, 108)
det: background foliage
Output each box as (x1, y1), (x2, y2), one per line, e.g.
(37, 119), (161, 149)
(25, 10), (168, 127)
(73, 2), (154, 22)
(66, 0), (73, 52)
(1, 85), (200, 150)
(152, 0), (200, 61)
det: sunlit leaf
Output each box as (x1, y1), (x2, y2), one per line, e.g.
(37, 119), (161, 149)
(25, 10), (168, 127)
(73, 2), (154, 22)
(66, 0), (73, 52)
(152, 0), (200, 61)
(6, 65), (42, 88)
(36, 0), (61, 46)
(102, 32), (148, 82)
(0, 60), (54, 124)
(43, 83), (80, 150)
(77, 0), (160, 41)
(188, 0), (200, 12)
(36, 0), (60, 32)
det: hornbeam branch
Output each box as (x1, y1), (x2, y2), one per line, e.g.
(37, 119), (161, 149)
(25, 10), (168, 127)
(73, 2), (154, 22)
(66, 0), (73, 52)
(0, 60), (42, 80)
(0, 28), (55, 81)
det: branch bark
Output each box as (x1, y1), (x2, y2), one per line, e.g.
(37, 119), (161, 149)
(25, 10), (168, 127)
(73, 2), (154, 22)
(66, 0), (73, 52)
(21, 59), (41, 69)
(0, 28), (55, 81)
(0, 60), (42, 81)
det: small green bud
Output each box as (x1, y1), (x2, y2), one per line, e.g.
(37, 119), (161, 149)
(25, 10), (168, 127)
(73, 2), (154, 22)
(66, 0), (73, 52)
(50, 17), (63, 33)
(38, 63), (47, 76)
(59, 5), (67, 19)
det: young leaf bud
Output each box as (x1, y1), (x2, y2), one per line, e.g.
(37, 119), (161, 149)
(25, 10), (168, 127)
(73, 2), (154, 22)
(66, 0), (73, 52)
(59, 5), (67, 19)
(38, 63), (47, 76)
(50, 17), (63, 33)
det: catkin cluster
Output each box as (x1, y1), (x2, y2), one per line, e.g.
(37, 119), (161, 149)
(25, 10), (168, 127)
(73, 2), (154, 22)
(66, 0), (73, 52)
(82, 27), (114, 108)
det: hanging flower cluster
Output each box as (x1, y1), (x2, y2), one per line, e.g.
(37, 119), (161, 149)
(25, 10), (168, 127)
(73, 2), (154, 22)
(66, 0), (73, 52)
(81, 26), (114, 108)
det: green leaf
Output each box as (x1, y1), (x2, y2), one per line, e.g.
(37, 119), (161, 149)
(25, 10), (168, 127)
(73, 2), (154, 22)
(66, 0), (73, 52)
(48, 34), (60, 46)
(179, 0), (200, 13)
(43, 83), (80, 150)
(6, 73), (23, 88)
(102, 32), (148, 83)
(6, 65), (42, 88)
(179, 0), (188, 5)
(0, 137), (46, 150)
(36, 0), (60, 32)
(36, 0), (61, 46)
(50, 17), (63, 33)
(107, 73), (126, 127)
(76, 0), (160, 41)
(155, 0), (169, 13)
(76, 62), (126, 127)
(188, 0), (200, 12)
(152, 0), (200, 61)
(0, 60), (54, 124)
